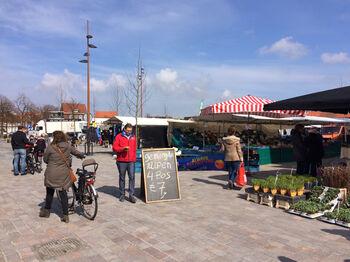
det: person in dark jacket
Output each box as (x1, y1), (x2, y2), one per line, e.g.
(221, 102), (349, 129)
(112, 123), (137, 203)
(305, 128), (324, 176)
(11, 126), (32, 176)
(34, 134), (46, 163)
(291, 124), (307, 174)
(39, 131), (85, 223)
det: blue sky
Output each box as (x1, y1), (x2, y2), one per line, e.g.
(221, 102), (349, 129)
(1, 0), (350, 117)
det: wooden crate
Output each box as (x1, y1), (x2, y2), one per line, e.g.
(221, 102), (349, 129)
(259, 194), (275, 208)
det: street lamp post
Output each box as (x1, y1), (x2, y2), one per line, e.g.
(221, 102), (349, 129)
(79, 20), (97, 154)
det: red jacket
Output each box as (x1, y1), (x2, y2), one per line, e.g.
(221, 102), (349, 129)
(112, 132), (137, 162)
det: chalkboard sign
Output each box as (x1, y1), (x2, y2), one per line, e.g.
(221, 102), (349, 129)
(142, 148), (181, 203)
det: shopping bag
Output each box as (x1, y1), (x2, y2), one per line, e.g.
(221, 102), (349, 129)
(236, 162), (247, 186)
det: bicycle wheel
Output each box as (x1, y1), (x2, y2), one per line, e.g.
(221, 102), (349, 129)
(27, 154), (35, 174)
(80, 184), (98, 220)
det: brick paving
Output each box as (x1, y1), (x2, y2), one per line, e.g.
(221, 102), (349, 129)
(0, 140), (350, 261)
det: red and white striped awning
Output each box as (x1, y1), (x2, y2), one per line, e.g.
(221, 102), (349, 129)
(201, 95), (306, 118)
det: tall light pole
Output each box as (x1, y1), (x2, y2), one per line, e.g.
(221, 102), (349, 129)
(79, 20), (97, 154)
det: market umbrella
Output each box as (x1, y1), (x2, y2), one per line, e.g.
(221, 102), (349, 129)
(263, 86), (350, 114)
(201, 95), (305, 117)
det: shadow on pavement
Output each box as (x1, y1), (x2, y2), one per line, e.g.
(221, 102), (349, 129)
(277, 256), (297, 262)
(321, 229), (350, 241)
(192, 178), (227, 189)
(96, 185), (120, 198)
(96, 186), (144, 202)
(37, 199), (65, 217)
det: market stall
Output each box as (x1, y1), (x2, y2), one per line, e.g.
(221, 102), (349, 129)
(197, 95), (306, 171)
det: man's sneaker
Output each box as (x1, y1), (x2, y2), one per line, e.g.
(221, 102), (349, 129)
(129, 196), (137, 203)
(39, 209), (50, 218)
(228, 181), (233, 189)
(14, 173), (19, 176)
(119, 195), (125, 202)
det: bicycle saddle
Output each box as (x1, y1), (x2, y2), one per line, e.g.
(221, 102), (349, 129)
(82, 158), (97, 168)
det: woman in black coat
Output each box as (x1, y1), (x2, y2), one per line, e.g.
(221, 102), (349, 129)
(305, 129), (324, 177)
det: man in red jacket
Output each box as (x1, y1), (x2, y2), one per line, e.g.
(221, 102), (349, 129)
(112, 123), (137, 203)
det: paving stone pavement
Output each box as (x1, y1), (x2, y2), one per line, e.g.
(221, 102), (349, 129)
(0, 140), (350, 262)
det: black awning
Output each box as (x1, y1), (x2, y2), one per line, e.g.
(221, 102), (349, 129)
(263, 86), (350, 114)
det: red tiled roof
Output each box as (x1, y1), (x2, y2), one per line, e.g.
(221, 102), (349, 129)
(95, 111), (117, 118)
(61, 103), (87, 114)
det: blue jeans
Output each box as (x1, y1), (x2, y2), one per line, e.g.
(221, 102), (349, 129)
(226, 161), (241, 183)
(14, 149), (26, 174)
(117, 161), (135, 196)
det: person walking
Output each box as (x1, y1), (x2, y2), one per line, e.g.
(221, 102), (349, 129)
(291, 124), (308, 174)
(305, 128), (324, 177)
(112, 123), (137, 203)
(39, 131), (85, 223)
(11, 126), (32, 176)
(221, 126), (243, 189)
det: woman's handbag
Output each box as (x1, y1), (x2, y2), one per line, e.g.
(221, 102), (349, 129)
(56, 146), (77, 183)
(236, 162), (247, 186)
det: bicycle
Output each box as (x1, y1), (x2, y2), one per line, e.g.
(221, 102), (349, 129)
(25, 145), (36, 175)
(58, 158), (99, 220)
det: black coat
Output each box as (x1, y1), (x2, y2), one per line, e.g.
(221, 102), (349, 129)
(305, 133), (324, 162)
(291, 129), (306, 161)
(11, 131), (32, 150)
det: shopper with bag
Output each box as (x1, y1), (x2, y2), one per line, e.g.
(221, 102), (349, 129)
(39, 131), (85, 223)
(220, 126), (244, 189)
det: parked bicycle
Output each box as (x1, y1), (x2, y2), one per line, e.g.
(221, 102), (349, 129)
(25, 145), (36, 174)
(57, 158), (98, 220)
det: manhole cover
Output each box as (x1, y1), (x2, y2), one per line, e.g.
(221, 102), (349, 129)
(32, 237), (85, 260)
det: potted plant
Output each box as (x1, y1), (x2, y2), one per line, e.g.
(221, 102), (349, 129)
(296, 180), (304, 196)
(251, 178), (261, 191)
(279, 182), (287, 195)
(288, 184), (297, 197)
(261, 180), (269, 193)
(269, 182), (277, 195)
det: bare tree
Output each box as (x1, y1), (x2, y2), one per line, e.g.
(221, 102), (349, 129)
(39, 104), (59, 119)
(110, 82), (123, 115)
(0, 95), (15, 135)
(14, 93), (34, 126)
(92, 92), (97, 118)
(56, 85), (67, 108)
(124, 57), (151, 145)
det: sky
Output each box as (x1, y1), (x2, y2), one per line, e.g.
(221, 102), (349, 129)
(1, 0), (350, 117)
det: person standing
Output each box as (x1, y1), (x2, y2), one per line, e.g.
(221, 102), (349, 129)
(291, 124), (307, 174)
(221, 126), (243, 189)
(305, 128), (324, 177)
(112, 123), (137, 203)
(39, 131), (85, 223)
(11, 126), (32, 176)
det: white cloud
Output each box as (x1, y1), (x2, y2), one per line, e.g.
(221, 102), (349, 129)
(222, 89), (231, 99)
(259, 36), (308, 59)
(156, 68), (178, 85)
(107, 74), (127, 88)
(40, 69), (83, 90)
(154, 68), (208, 96)
(321, 52), (350, 64)
(39, 70), (128, 96)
